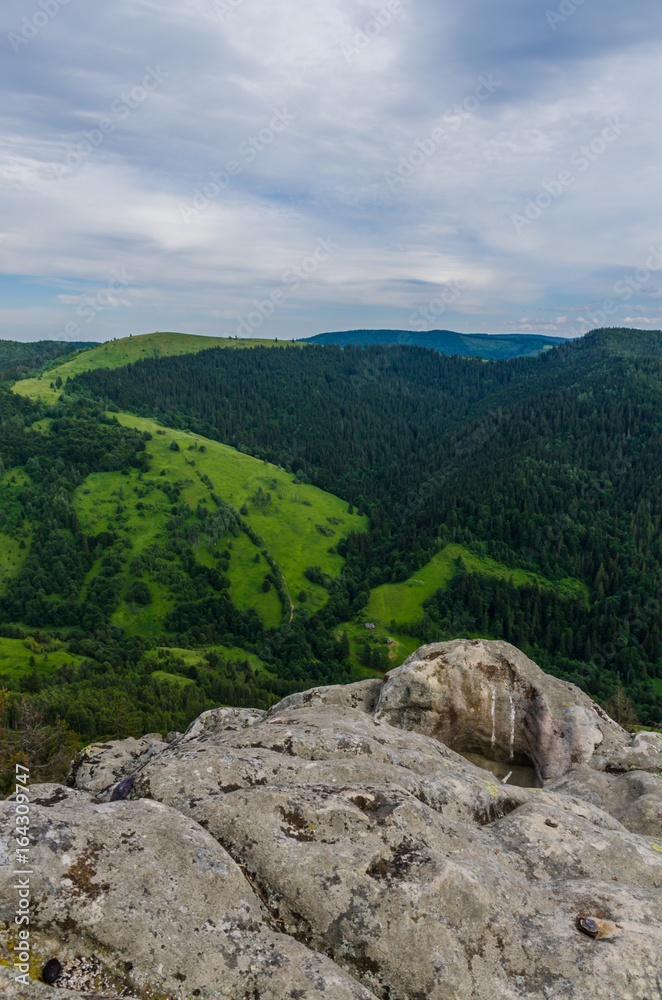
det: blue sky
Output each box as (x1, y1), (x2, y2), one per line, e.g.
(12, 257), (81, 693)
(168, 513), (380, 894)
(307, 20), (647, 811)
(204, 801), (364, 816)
(1, 0), (662, 342)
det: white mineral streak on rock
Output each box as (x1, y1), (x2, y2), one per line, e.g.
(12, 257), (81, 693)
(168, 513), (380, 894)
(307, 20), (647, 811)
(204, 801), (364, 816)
(490, 684), (496, 749)
(509, 691), (515, 761)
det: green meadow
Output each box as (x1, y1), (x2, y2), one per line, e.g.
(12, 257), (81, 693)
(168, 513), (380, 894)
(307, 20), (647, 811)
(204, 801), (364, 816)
(0, 637), (88, 682)
(150, 670), (195, 688)
(71, 414), (367, 636)
(154, 644), (271, 675)
(365, 542), (588, 627)
(333, 543), (587, 676)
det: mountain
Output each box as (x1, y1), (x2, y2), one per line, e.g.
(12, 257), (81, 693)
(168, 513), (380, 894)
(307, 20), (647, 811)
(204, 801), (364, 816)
(68, 328), (662, 727)
(1, 327), (661, 788)
(13, 330), (290, 406)
(299, 328), (568, 358)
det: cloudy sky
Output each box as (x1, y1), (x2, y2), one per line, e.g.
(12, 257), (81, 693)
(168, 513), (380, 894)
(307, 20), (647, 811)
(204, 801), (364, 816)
(1, 0), (662, 342)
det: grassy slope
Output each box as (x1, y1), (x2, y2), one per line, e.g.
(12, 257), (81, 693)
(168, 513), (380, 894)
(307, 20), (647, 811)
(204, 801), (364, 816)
(72, 415), (367, 636)
(366, 543), (588, 626)
(12, 331), (292, 406)
(0, 637), (88, 682)
(151, 670), (195, 688)
(335, 543), (587, 677)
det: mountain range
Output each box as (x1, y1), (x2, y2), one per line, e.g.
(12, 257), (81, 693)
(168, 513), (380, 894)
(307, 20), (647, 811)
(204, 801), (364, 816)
(299, 328), (567, 358)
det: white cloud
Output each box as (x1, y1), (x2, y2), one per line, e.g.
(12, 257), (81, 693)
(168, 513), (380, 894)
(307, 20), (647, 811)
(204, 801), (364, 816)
(1, 0), (662, 340)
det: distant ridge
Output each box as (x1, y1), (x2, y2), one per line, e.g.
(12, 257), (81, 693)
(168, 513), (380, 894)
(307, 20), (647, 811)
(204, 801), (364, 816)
(299, 329), (568, 359)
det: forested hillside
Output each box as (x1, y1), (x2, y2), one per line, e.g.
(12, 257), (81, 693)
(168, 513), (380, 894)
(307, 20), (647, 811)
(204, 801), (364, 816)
(13, 330), (290, 407)
(0, 339), (93, 383)
(1, 327), (660, 792)
(73, 329), (662, 725)
(0, 375), (369, 778)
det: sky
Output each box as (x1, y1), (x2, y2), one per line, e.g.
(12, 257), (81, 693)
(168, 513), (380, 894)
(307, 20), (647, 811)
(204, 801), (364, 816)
(1, 0), (662, 343)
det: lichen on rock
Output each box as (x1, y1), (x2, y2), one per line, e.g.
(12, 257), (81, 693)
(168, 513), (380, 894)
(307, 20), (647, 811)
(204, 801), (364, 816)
(2, 640), (661, 999)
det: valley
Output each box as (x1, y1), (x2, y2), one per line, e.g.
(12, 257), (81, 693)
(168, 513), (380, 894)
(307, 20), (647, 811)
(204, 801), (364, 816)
(1, 327), (661, 787)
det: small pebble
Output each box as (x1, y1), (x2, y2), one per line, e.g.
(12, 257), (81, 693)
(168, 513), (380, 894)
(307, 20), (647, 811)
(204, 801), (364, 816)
(577, 916), (599, 938)
(42, 958), (62, 984)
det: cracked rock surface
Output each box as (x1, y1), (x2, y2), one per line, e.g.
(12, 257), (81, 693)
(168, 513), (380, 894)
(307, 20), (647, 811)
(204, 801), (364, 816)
(2, 640), (662, 999)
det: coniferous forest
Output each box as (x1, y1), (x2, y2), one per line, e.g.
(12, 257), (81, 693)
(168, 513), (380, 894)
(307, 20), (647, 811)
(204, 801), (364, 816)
(74, 329), (662, 723)
(1, 327), (661, 788)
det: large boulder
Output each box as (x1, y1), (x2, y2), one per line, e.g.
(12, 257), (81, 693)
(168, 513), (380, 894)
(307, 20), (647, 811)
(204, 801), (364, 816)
(374, 639), (635, 781)
(0, 784), (377, 1000)
(4, 640), (662, 999)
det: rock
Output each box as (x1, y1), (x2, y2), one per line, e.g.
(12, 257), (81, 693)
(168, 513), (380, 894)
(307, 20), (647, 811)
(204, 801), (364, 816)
(265, 677), (383, 716)
(374, 639), (633, 780)
(0, 785), (378, 1000)
(8, 640), (662, 998)
(0, 965), (139, 999)
(68, 707), (265, 799)
(546, 765), (662, 836)
(66, 732), (167, 797)
(593, 728), (662, 774)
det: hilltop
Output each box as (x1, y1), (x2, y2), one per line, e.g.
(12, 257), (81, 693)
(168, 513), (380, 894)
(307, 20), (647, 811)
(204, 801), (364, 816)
(12, 331), (290, 406)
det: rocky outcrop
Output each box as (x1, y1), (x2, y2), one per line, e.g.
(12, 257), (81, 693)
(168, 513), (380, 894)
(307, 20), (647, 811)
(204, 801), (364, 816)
(1, 640), (661, 1000)
(374, 639), (639, 781)
(0, 784), (377, 1000)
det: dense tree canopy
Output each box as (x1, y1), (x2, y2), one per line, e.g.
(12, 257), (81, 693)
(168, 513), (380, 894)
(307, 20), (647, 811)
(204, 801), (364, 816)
(72, 329), (662, 724)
